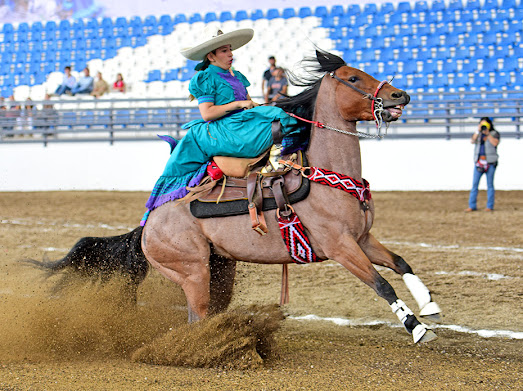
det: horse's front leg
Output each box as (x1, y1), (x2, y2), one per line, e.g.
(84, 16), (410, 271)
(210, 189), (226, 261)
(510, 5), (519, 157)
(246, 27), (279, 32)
(359, 233), (441, 322)
(327, 236), (437, 343)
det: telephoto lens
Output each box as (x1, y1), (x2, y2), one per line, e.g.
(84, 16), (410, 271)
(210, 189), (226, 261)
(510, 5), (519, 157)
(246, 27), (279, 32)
(481, 125), (488, 131)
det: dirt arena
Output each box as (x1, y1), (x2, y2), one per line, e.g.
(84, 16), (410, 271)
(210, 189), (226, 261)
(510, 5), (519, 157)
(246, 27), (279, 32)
(0, 190), (521, 390)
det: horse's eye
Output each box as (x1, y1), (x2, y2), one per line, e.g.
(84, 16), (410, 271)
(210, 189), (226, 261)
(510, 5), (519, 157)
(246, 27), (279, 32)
(348, 76), (358, 83)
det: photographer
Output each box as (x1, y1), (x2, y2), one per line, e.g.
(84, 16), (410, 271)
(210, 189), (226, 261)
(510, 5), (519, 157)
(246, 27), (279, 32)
(466, 117), (500, 212)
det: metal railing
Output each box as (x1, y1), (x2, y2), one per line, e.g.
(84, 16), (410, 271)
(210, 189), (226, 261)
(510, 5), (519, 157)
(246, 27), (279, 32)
(0, 91), (521, 146)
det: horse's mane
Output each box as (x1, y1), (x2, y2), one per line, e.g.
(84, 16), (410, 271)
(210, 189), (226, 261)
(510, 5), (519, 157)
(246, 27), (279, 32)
(276, 49), (347, 153)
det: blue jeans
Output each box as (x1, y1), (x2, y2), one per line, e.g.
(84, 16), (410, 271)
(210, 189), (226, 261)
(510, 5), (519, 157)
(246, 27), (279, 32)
(54, 85), (71, 95)
(468, 164), (496, 210)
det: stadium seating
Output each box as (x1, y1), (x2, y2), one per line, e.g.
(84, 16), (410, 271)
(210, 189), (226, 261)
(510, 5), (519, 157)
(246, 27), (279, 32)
(1, 1), (522, 104)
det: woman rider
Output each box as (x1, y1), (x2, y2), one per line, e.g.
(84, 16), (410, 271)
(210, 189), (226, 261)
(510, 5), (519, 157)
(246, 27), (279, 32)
(141, 25), (299, 225)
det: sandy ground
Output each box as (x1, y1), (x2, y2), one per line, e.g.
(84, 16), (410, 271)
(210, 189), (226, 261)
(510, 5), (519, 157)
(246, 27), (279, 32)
(0, 190), (521, 390)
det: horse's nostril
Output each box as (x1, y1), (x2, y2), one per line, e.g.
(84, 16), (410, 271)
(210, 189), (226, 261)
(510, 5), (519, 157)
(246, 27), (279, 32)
(391, 91), (402, 99)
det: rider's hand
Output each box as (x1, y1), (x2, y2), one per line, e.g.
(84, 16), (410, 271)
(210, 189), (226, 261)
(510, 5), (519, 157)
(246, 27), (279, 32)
(238, 100), (255, 110)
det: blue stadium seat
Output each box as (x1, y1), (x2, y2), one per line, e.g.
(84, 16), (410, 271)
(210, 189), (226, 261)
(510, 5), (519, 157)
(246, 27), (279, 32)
(219, 11), (232, 22)
(143, 15), (158, 36)
(159, 15), (173, 35)
(493, 73), (511, 87)
(266, 8), (280, 19)
(204, 12), (217, 23)
(448, 0), (463, 11)
(483, 0), (498, 9)
(501, 0), (517, 8)
(396, 1), (411, 13)
(298, 7), (312, 18)
(30, 21), (43, 36)
(282, 8), (296, 19)
(116, 37), (131, 48)
(163, 69), (178, 81)
(320, 16), (336, 28)
(159, 14), (172, 25)
(414, 0), (429, 12)
(250, 9), (264, 20)
(466, 0), (481, 9)
(331, 5), (346, 17)
(131, 35), (147, 48)
(431, 0), (445, 12)
(481, 34), (498, 46)
(174, 14), (187, 24)
(2, 23), (14, 35)
(115, 17), (127, 30)
(402, 61), (417, 74)
(363, 3), (378, 15)
(234, 10), (248, 21)
(146, 70), (161, 82)
(314, 6), (328, 18)
(388, 13), (403, 25)
(345, 4), (359, 15)
(337, 14), (351, 26)
(501, 57), (518, 72)
(188, 13), (202, 24)
(379, 2), (395, 15)
(44, 21), (57, 39)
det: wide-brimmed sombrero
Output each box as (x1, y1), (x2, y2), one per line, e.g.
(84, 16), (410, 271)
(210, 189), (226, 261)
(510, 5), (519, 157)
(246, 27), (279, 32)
(180, 25), (254, 62)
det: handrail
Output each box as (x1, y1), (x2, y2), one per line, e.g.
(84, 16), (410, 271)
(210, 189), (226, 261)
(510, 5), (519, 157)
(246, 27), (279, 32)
(1, 93), (521, 145)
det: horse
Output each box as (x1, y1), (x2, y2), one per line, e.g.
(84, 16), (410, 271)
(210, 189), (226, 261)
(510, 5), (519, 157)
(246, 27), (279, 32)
(139, 50), (441, 343)
(30, 50), (440, 343)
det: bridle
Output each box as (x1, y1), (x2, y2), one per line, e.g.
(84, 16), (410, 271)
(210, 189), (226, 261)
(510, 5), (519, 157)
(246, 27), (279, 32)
(329, 71), (391, 134)
(286, 71), (394, 139)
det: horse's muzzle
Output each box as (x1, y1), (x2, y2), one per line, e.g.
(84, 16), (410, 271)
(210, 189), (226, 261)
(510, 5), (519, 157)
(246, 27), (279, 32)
(382, 91), (410, 122)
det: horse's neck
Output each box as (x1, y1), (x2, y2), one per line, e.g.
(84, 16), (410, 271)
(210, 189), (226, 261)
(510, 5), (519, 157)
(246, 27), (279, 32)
(307, 100), (362, 179)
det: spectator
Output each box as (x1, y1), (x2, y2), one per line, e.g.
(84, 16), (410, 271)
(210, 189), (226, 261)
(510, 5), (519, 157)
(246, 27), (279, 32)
(112, 73), (126, 93)
(90, 71), (110, 98)
(266, 67), (288, 103)
(71, 67), (94, 95)
(465, 117), (500, 212)
(262, 56), (276, 100)
(22, 97), (36, 134)
(35, 93), (58, 136)
(54, 65), (76, 96)
(4, 95), (20, 135)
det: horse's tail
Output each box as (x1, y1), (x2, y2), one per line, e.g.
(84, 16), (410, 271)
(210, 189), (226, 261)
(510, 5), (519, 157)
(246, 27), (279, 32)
(23, 227), (149, 295)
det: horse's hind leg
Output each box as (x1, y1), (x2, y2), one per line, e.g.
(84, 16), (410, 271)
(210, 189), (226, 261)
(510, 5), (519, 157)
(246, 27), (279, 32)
(359, 233), (441, 321)
(209, 253), (236, 314)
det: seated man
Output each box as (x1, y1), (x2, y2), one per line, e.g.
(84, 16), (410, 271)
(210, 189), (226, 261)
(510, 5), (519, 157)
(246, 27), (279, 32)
(54, 66), (76, 96)
(71, 67), (94, 96)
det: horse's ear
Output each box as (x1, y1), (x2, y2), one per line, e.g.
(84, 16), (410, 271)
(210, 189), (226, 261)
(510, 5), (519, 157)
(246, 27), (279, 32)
(315, 50), (331, 69)
(315, 49), (346, 72)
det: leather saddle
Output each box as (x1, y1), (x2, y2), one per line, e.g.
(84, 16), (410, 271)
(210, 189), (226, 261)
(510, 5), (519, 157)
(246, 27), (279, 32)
(189, 149), (309, 219)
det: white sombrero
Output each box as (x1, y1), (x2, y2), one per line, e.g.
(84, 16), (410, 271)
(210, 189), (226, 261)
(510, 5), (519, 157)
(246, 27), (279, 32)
(180, 25), (254, 62)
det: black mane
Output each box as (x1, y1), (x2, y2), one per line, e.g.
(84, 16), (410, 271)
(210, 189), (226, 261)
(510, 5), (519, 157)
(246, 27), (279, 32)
(276, 49), (346, 152)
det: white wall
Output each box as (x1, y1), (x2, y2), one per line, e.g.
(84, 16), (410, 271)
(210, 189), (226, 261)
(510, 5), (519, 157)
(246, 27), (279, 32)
(1, 138), (521, 192)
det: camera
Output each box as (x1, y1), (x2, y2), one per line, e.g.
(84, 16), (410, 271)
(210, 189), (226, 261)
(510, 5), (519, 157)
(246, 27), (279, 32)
(480, 125), (488, 132)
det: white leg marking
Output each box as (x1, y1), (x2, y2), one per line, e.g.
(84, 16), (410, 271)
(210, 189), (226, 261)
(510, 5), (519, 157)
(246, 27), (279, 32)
(402, 273), (441, 316)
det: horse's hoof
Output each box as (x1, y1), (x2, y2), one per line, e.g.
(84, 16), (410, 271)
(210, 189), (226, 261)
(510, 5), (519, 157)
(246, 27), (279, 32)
(419, 301), (441, 317)
(422, 313), (442, 324)
(417, 329), (438, 343)
(412, 324), (437, 343)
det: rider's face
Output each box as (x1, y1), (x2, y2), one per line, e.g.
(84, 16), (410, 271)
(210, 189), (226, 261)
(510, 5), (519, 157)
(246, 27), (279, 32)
(208, 45), (233, 70)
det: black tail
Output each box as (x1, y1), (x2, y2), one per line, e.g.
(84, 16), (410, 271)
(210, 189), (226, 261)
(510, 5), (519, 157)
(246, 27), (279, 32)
(24, 227), (149, 296)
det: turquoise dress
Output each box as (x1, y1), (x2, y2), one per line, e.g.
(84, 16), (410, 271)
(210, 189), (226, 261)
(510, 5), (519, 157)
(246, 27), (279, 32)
(141, 64), (298, 225)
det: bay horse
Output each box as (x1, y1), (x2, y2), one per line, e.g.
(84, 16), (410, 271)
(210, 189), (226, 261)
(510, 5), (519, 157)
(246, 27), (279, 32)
(141, 50), (441, 343)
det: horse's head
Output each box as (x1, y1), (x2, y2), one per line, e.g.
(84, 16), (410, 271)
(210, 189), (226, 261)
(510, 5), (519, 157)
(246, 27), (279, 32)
(326, 65), (410, 124)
